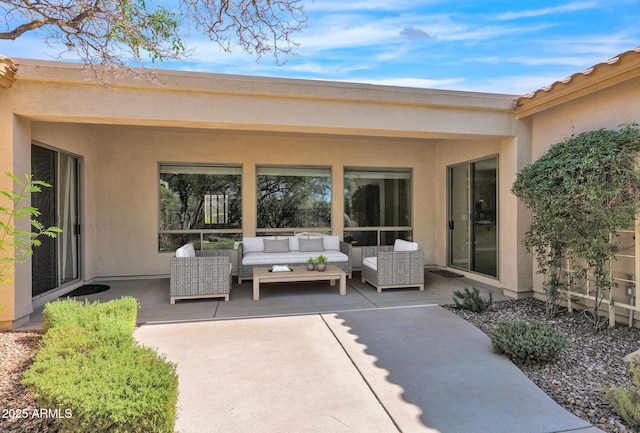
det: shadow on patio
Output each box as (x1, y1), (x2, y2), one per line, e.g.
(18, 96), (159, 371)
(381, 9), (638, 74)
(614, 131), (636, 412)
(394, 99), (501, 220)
(24, 269), (508, 329)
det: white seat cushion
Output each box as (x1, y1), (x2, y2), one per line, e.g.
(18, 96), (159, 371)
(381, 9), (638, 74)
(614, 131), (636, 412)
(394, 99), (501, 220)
(362, 256), (378, 271)
(394, 239), (418, 252)
(242, 251), (348, 266)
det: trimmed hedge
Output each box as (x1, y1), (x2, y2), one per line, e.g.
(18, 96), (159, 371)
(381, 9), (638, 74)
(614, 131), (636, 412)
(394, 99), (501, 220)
(23, 297), (178, 433)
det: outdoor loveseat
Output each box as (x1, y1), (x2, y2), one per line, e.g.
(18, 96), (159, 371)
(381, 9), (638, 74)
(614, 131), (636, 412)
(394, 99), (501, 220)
(361, 239), (425, 293)
(237, 235), (352, 283)
(170, 244), (232, 303)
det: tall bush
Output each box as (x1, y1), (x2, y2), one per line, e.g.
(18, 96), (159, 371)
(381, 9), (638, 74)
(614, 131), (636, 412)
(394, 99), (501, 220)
(512, 125), (640, 330)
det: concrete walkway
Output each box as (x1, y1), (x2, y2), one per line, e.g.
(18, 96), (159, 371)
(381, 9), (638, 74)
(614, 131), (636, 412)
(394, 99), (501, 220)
(134, 305), (603, 433)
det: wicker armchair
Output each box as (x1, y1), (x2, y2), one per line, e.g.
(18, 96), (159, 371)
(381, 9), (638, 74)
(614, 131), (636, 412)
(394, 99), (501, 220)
(361, 242), (425, 293)
(170, 249), (232, 304)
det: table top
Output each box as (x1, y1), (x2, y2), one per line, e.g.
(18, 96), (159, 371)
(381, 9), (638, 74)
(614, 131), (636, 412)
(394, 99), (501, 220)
(253, 265), (344, 278)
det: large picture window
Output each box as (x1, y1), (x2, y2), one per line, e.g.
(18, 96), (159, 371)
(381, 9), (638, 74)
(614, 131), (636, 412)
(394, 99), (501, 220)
(344, 168), (412, 246)
(257, 166), (331, 234)
(159, 164), (242, 251)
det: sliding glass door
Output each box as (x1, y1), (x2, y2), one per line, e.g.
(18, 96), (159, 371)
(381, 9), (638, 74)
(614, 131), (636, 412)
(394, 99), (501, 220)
(448, 157), (498, 277)
(31, 144), (80, 296)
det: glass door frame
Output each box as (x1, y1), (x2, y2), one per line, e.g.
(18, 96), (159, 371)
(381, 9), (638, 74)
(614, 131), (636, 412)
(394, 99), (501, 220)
(31, 141), (83, 299)
(447, 155), (499, 279)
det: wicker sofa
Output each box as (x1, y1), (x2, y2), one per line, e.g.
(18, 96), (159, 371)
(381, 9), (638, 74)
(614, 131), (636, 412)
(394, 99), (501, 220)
(237, 235), (352, 283)
(170, 244), (232, 303)
(361, 240), (425, 293)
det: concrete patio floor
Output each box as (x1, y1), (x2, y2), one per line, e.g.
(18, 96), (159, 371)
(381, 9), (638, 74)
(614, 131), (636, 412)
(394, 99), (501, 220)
(22, 269), (604, 432)
(24, 269), (509, 327)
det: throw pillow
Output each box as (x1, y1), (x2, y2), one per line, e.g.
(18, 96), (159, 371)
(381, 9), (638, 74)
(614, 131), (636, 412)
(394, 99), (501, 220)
(264, 238), (290, 253)
(322, 236), (340, 250)
(176, 244), (196, 258)
(299, 237), (324, 252)
(394, 239), (419, 251)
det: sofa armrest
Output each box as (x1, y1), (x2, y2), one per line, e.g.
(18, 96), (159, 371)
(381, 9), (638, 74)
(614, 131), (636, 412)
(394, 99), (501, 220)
(339, 240), (352, 257)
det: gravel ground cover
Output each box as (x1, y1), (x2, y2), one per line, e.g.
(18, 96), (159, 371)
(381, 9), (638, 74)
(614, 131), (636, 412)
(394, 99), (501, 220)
(445, 297), (640, 433)
(0, 330), (57, 432)
(1, 297), (639, 432)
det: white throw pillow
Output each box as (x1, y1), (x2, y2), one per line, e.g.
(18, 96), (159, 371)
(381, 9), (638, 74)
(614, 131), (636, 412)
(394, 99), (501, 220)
(394, 239), (418, 252)
(242, 237), (266, 253)
(176, 243), (196, 258)
(287, 236), (301, 251)
(323, 236), (340, 251)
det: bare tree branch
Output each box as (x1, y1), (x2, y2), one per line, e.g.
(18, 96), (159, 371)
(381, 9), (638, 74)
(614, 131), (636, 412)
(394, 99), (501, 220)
(0, 0), (307, 70)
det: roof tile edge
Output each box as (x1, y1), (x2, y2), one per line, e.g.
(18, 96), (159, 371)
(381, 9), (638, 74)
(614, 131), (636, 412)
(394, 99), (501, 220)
(0, 55), (17, 88)
(515, 46), (640, 117)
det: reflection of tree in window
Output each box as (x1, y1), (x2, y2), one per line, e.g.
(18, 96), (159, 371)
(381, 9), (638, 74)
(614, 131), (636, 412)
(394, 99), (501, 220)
(160, 172), (241, 230)
(344, 172), (410, 227)
(257, 171), (331, 229)
(351, 183), (381, 227)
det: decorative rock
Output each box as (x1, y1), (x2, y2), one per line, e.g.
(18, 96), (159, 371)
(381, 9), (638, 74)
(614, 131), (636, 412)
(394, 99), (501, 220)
(623, 348), (640, 366)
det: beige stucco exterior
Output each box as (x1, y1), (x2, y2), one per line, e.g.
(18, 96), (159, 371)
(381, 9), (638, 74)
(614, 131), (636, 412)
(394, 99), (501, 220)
(2, 47), (638, 329)
(515, 47), (640, 310)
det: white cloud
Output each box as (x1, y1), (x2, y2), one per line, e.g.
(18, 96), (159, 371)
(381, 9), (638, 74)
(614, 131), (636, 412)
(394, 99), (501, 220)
(309, 0), (445, 13)
(451, 74), (566, 95)
(345, 76), (466, 89)
(496, 1), (600, 20)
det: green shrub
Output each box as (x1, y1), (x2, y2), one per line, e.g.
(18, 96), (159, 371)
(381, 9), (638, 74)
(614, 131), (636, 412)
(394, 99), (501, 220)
(606, 365), (640, 429)
(490, 320), (566, 363)
(23, 297), (178, 433)
(42, 296), (139, 332)
(453, 287), (493, 313)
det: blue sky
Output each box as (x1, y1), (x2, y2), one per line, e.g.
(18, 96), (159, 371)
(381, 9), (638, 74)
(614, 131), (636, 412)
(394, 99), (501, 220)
(1, 0), (639, 95)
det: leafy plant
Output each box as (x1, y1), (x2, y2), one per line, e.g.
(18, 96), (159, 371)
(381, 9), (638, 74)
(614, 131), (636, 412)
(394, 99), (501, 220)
(316, 254), (328, 264)
(0, 172), (62, 284)
(606, 364), (640, 430)
(306, 256), (315, 264)
(452, 287), (493, 313)
(490, 320), (566, 364)
(512, 125), (640, 330)
(24, 297), (178, 433)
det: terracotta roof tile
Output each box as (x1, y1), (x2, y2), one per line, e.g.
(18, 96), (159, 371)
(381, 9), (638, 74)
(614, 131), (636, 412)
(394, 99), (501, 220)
(517, 45), (640, 103)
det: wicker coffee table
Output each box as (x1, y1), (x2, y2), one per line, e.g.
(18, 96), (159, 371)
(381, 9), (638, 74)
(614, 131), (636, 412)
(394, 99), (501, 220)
(252, 265), (347, 300)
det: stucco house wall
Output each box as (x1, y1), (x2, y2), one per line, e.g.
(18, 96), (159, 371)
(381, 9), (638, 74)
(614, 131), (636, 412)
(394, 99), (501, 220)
(516, 49), (640, 305)
(1, 57), (530, 329)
